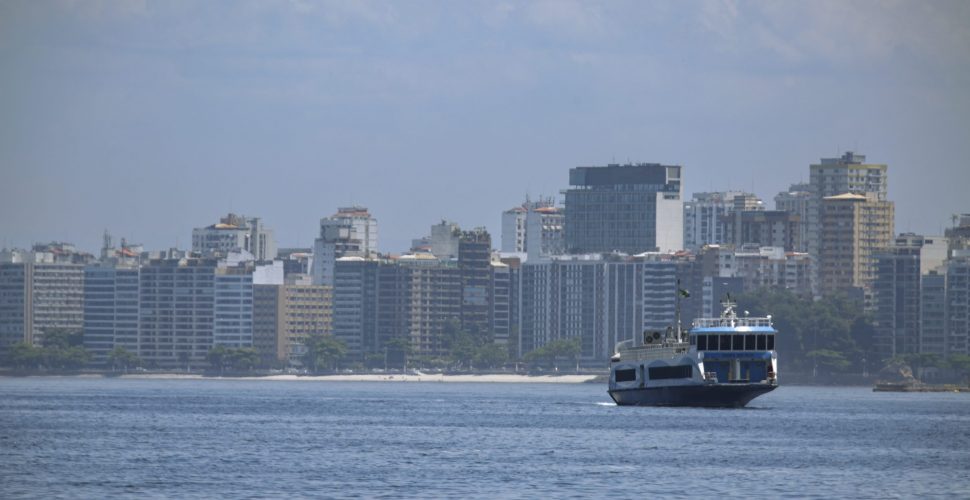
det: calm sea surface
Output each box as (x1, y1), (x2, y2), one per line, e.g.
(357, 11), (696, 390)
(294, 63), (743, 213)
(1, 378), (968, 499)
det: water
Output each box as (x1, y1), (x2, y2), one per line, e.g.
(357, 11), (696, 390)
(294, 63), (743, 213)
(1, 378), (968, 499)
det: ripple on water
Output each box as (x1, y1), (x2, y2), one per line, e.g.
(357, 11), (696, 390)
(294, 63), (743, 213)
(0, 380), (968, 498)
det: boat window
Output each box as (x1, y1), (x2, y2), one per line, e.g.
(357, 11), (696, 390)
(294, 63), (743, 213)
(745, 335), (755, 350)
(757, 335), (767, 350)
(733, 335), (744, 350)
(615, 368), (637, 382)
(767, 335), (775, 350)
(719, 335), (731, 351)
(697, 335), (707, 351)
(648, 365), (693, 380)
(690, 335), (696, 346)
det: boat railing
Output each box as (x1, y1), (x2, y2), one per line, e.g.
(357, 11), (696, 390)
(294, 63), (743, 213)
(692, 317), (772, 329)
(615, 343), (690, 361)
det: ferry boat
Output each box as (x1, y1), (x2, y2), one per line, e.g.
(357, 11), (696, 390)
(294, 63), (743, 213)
(608, 298), (778, 407)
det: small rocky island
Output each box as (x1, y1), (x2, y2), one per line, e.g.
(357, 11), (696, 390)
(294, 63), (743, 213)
(873, 360), (969, 392)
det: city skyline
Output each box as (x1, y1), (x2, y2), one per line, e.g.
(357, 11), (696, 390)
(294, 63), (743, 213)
(3, 2), (969, 255)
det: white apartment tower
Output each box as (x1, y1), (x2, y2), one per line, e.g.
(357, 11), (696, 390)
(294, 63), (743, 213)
(311, 206), (378, 286)
(192, 213), (277, 261)
(502, 196), (563, 257)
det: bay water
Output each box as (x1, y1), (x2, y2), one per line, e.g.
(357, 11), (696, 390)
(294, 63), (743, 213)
(1, 378), (968, 498)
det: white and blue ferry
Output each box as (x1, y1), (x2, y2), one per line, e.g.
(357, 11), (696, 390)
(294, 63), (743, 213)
(608, 299), (778, 407)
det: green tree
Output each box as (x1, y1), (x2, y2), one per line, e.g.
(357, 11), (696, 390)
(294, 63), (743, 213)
(735, 289), (872, 375)
(450, 332), (478, 370)
(207, 345), (230, 374)
(37, 328), (89, 370)
(108, 346), (142, 372)
(303, 335), (347, 373)
(523, 338), (581, 372)
(4, 342), (43, 369)
(947, 354), (970, 385)
(474, 342), (509, 369)
(41, 328), (84, 350)
(806, 349), (851, 373)
(384, 337), (413, 370)
(228, 347), (260, 372)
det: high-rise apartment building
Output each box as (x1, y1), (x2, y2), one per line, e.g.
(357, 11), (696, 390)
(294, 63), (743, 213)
(213, 266), (254, 348)
(332, 227), (507, 362)
(83, 264), (140, 365)
(311, 206), (378, 286)
(564, 163), (683, 254)
(517, 252), (700, 362)
(818, 193), (895, 295)
(0, 245), (89, 352)
(133, 256), (258, 368)
(732, 246), (814, 297)
(872, 235), (945, 359)
(458, 228), (492, 335)
(919, 271), (947, 357)
(376, 255), (463, 357)
(253, 279), (332, 366)
(490, 261), (512, 346)
(945, 214), (970, 253)
(683, 191), (763, 251)
(525, 206), (565, 259)
(137, 258), (218, 368)
(331, 257), (379, 361)
(945, 253), (970, 356)
(411, 220), (461, 260)
(720, 211), (802, 252)
(696, 245), (814, 298)
(192, 213), (277, 261)
(501, 197), (564, 257)
(501, 205), (528, 253)
(807, 152), (889, 259)
(774, 183), (813, 253)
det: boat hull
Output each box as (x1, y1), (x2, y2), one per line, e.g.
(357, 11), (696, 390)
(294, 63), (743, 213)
(608, 383), (776, 408)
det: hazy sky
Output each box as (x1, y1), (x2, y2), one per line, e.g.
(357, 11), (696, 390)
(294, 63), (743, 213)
(2, 1), (969, 254)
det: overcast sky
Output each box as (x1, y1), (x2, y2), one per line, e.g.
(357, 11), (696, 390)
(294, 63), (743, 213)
(2, 0), (968, 254)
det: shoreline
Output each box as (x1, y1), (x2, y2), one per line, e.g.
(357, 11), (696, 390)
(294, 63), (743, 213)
(1, 372), (601, 384)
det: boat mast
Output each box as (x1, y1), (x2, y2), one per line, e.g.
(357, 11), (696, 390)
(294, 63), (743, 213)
(675, 278), (682, 343)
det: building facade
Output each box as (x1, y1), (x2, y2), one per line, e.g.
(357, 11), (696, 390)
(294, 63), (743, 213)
(683, 191), (763, 251)
(83, 265), (140, 365)
(0, 251), (86, 351)
(945, 253), (970, 356)
(517, 253), (700, 363)
(564, 163), (683, 254)
(192, 213), (277, 261)
(720, 210), (802, 252)
(332, 257), (380, 361)
(411, 220), (461, 260)
(502, 197), (563, 257)
(774, 183), (813, 253)
(458, 228), (493, 335)
(807, 152), (889, 260)
(253, 280), (332, 366)
(311, 206), (378, 286)
(818, 193), (895, 295)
